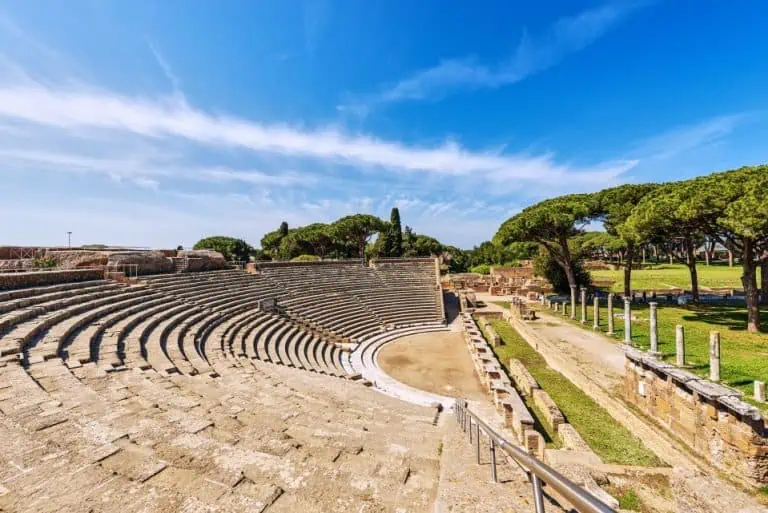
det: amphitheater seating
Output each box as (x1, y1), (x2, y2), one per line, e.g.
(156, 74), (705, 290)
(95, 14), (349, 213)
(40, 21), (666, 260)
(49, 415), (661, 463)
(256, 259), (444, 342)
(0, 261), (453, 511)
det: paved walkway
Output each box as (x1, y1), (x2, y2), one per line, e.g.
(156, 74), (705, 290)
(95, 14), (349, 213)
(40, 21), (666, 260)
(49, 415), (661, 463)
(475, 293), (624, 391)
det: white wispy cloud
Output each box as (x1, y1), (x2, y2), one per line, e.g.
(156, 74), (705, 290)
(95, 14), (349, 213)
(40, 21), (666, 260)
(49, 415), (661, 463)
(340, 2), (644, 111)
(634, 112), (758, 160)
(0, 81), (634, 185)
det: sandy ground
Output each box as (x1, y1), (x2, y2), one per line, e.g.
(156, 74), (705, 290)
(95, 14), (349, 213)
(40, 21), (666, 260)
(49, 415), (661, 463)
(378, 330), (487, 400)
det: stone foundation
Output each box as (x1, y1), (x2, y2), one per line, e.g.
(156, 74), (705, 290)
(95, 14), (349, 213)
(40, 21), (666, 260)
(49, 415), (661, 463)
(0, 269), (104, 290)
(624, 348), (768, 486)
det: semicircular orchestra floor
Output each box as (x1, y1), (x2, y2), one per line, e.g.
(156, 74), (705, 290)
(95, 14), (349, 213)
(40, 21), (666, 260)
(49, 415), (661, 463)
(376, 330), (486, 401)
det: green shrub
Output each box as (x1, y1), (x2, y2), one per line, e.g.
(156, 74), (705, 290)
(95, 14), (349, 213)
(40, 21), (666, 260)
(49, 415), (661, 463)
(470, 263), (491, 274)
(32, 256), (57, 269)
(291, 254), (320, 262)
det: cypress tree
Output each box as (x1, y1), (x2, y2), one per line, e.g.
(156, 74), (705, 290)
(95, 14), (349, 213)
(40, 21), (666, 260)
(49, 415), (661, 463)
(279, 221), (289, 236)
(390, 207), (403, 257)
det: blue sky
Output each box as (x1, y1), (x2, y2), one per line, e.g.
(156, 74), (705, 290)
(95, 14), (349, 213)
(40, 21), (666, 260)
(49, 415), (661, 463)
(1, 1), (767, 249)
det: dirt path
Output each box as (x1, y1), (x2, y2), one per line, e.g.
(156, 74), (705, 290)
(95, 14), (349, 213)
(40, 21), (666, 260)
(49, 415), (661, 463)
(378, 331), (487, 401)
(476, 293), (625, 390)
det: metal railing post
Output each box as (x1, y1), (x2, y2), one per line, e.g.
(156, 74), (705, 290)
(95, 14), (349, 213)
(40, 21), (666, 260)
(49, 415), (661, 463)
(489, 439), (498, 483)
(475, 424), (481, 464)
(532, 475), (546, 513)
(454, 397), (615, 513)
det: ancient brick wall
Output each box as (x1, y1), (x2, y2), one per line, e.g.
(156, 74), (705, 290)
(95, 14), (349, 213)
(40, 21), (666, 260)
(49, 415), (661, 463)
(0, 269), (104, 290)
(624, 350), (768, 485)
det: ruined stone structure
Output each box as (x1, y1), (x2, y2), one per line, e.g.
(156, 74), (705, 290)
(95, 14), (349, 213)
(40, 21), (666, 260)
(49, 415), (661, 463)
(0, 260), (451, 511)
(445, 265), (551, 297)
(624, 348), (768, 486)
(461, 313), (544, 457)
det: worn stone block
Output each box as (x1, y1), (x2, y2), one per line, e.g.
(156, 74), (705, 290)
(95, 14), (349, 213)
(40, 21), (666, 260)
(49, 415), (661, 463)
(523, 429), (545, 459)
(557, 423), (591, 452)
(507, 359), (539, 396)
(532, 388), (565, 432)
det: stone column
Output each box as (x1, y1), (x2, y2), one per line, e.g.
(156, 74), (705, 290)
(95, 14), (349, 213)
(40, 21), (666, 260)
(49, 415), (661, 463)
(554, 302), (559, 313)
(570, 286), (577, 320)
(624, 298), (632, 345)
(607, 293), (615, 335)
(675, 325), (685, 366)
(755, 381), (766, 402)
(593, 297), (600, 330)
(562, 303), (567, 317)
(649, 302), (660, 357)
(580, 287), (587, 324)
(709, 332), (721, 382)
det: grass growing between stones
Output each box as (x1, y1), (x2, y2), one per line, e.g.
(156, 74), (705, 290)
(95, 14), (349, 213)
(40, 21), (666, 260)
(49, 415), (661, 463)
(590, 262), (759, 292)
(540, 301), (768, 407)
(489, 320), (664, 467)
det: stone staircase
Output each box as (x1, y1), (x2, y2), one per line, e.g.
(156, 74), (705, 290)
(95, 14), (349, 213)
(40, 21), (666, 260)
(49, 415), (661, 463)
(172, 257), (188, 274)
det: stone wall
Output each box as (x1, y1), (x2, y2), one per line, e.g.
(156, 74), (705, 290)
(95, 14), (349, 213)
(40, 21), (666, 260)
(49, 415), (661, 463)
(0, 269), (104, 290)
(624, 348), (768, 486)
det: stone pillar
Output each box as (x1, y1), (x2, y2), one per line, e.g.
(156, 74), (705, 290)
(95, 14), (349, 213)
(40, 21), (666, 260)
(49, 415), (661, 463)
(649, 302), (660, 357)
(562, 303), (567, 317)
(755, 381), (766, 402)
(540, 294), (545, 305)
(593, 297), (600, 330)
(570, 286), (577, 320)
(709, 331), (720, 382)
(624, 298), (632, 345)
(554, 302), (559, 313)
(580, 287), (587, 324)
(607, 293), (615, 335)
(675, 325), (685, 366)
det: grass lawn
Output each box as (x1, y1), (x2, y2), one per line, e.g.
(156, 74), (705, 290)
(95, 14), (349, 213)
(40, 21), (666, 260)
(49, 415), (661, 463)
(537, 300), (768, 408)
(488, 319), (663, 467)
(589, 263), (761, 292)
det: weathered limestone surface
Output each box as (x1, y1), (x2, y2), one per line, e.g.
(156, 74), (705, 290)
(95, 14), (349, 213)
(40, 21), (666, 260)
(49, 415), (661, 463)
(507, 359), (539, 396)
(557, 424), (591, 452)
(624, 349), (768, 485)
(532, 388), (565, 432)
(0, 269), (103, 290)
(107, 251), (175, 275)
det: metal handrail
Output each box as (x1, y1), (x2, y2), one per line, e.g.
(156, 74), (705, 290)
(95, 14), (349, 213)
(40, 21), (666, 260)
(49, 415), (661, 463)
(454, 399), (615, 513)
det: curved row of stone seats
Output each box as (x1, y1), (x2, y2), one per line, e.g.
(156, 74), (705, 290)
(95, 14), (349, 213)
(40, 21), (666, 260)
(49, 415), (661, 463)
(135, 280), (275, 375)
(351, 287), (443, 326)
(218, 309), (347, 376)
(0, 281), (124, 335)
(280, 292), (383, 342)
(0, 282), (137, 360)
(162, 297), (264, 376)
(24, 286), (164, 364)
(258, 260), (444, 335)
(0, 279), (112, 315)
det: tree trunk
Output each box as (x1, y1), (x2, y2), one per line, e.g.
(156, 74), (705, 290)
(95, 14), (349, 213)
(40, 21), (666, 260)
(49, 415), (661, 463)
(704, 246), (710, 266)
(668, 252), (673, 264)
(760, 258), (768, 305)
(642, 247), (646, 265)
(742, 240), (760, 333)
(728, 249), (734, 267)
(685, 239), (700, 303)
(624, 243), (634, 297)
